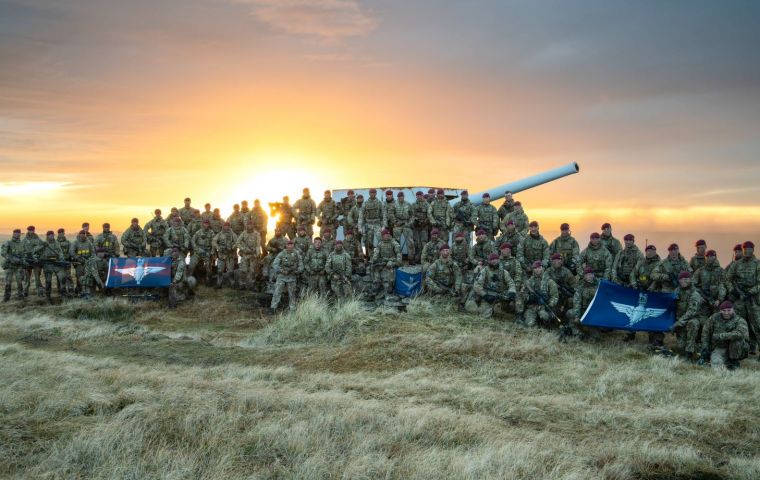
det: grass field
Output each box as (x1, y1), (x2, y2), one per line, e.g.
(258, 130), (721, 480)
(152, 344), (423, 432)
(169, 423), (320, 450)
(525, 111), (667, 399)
(1, 288), (759, 479)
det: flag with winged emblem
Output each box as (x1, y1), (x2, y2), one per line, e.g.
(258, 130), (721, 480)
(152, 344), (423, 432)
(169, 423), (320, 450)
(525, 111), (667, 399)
(580, 280), (676, 332)
(105, 257), (172, 288)
(395, 266), (422, 297)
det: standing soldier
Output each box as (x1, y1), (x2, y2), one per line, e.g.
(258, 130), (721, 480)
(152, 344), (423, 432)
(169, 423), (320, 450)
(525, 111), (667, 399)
(725, 241), (760, 358)
(652, 244), (691, 293)
(426, 244), (463, 300)
(81, 222), (94, 244)
(121, 218), (147, 257)
(167, 207), (184, 227)
(80, 252), (104, 299)
(627, 244), (663, 344)
(475, 193), (500, 239)
(2, 229), (26, 301)
(293, 188), (317, 238)
(95, 223), (120, 278)
(178, 197), (196, 225)
(411, 191), (430, 264)
(600, 223), (622, 259)
(200, 203), (214, 223)
(568, 267), (602, 340)
(263, 227), (288, 280)
(466, 253), (516, 317)
(671, 271), (704, 361)
(700, 301), (750, 369)
(189, 220), (215, 284)
(212, 222), (237, 288)
(168, 247), (195, 309)
(370, 229), (402, 300)
(187, 209), (203, 239)
(144, 209), (168, 257)
(382, 190), (396, 232)
(338, 190), (356, 235)
(235, 222), (262, 290)
(549, 223), (580, 274)
(210, 208), (224, 233)
(240, 200), (250, 217)
(270, 240), (304, 313)
(694, 250), (727, 316)
(275, 196), (296, 240)
(612, 234), (643, 286)
(69, 230), (95, 295)
(546, 253), (577, 318)
(359, 188), (384, 259)
(502, 201), (528, 234)
(519, 221), (550, 273)
(251, 199), (269, 245)
(495, 219), (524, 254)
(326, 240), (353, 299)
(579, 232), (613, 281)
(390, 192), (415, 262)
(293, 225), (312, 256)
(40, 231), (68, 301)
(726, 244), (743, 275)
(452, 190), (476, 243)
(427, 188), (453, 243)
(497, 191), (515, 222)
(56, 228), (73, 295)
(21, 226), (45, 297)
(420, 228), (445, 274)
(690, 239), (711, 272)
(228, 203), (246, 235)
(304, 237), (329, 296)
(163, 217), (190, 256)
(499, 243), (524, 294)
(519, 261), (559, 328)
(347, 193), (364, 251)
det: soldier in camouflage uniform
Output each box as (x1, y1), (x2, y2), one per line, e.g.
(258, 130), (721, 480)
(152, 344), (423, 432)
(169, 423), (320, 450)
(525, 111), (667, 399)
(21, 226), (45, 297)
(466, 253), (517, 317)
(263, 227), (288, 280)
(81, 222), (95, 244)
(690, 239), (712, 272)
(80, 253), (104, 299)
(228, 203), (246, 235)
(502, 201), (528, 234)
(497, 191), (515, 221)
(725, 241), (760, 356)
(390, 192), (415, 262)
(359, 189), (384, 259)
(700, 301), (749, 369)
(293, 225), (312, 257)
(411, 191), (430, 264)
(426, 244), (462, 300)
(672, 271), (704, 360)
(56, 228), (73, 295)
(189, 220), (215, 285)
(612, 234), (643, 287)
(167, 207), (184, 227)
(270, 240), (304, 312)
(694, 250), (726, 317)
(168, 247), (195, 309)
(347, 194), (364, 252)
(251, 200), (268, 244)
(210, 208), (224, 234)
(499, 243), (524, 293)
(178, 197), (196, 225)
(452, 190), (476, 244)
(275, 196), (296, 240)
(519, 221), (550, 273)
(2, 229), (26, 301)
(235, 222), (262, 290)
(342, 229), (365, 275)
(652, 244), (691, 293)
(293, 188), (317, 238)
(240, 200), (250, 217)
(726, 244), (743, 277)
(469, 229), (496, 270)
(600, 223), (622, 259)
(450, 232), (471, 276)
(549, 223), (580, 275)
(70, 231), (100, 298)
(579, 232), (612, 281)
(121, 218), (147, 257)
(212, 222), (237, 288)
(495, 219), (524, 254)
(626, 244), (663, 343)
(200, 203), (213, 224)
(326, 240), (353, 299)
(320, 228), (336, 255)
(546, 253), (577, 318)
(304, 237), (329, 296)
(519, 261), (559, 328)
(382, 190), (396, 231)
(338, 190), (356, 235)
(427, 188), (453, 243)
(95, 223), (120, 277)
(568, 267), (601, 340)
(420, 228), (445, 274)
(144, 209), (168, 257)
(370, 229), (402, 299)
(163, 217), (190, 256)
(475, 193), (500, 239)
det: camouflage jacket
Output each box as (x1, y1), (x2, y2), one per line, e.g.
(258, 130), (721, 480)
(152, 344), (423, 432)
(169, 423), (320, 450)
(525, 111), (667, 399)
(473, 264), (515, 297)
(209, 215), (224, 234)
(305, 247), (329, 274)
(144, 216), (168, 245)
(326, 250), (352, 277)
(272, 250), (303, 279)
(293, 196), (317, 226)
(95, 232), (120, 257)
(316, 199), (339, 226)
(212, 231), (238, 256)
(469, 238), (496, 267)
(1, 238), (25, 267)
(277, 203), (295, 226)
(200, 211), (214, 223)
(499, 256), (524, 290)
(503, 211), (528, 233)
(475, 204), (499, 235)
(497, 200), (514, 220)
(178, 206), (196, 225)
(121, 226), (147, 252)
(652, 255), (691, 293)
(427, 257), (462, 292)
(725, 255), (760, 301)
(266, 236), (288, 257)
(421, 238), (445, 266)
(227, 211), (246, 235)
(70, 238), (94, 261)
(427, 198), (453, 229)
(630, 254), (661, 291)
(612, 246), (643, 286)
(40, 239), (65, 261)
(690, 254), (708, 273)
(450, 241), (470, 270)
(21, 232), (45, 257)
(573, 278), (599, 319)
(390, 201), (413, 228)
(546, 265), (577, 297)
(452, 199), (476, 229)
(694, 263), (727, 304)
(411, 199), (430, 227)
(57, 235), (71, 260)
(371, 239), (402, 266)
(347, 203), (362, 230)
(600, 234), (622, 259)
(383, 199), (396, 227)
(579, 243), (613, 280)
(163, 226), (190, 252)
(235, 230), (262, 257)
(495, 230), (524, 253)
(342, 237), (363, 261)
(702, 313), (749, 357)
(191, 228), (215, 257)
(520, 233), (550, 271)
(293, 234), (311, 256)
(360, 197), (384, 225)
(674, 285), (703, 327)
(549, 235), (581, 273)
(522, 273), (559, 308)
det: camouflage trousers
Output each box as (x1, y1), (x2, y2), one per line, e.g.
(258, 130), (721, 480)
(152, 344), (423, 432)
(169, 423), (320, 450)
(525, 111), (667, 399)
(393, 225), (416, 260)
(43, 264), (70, 298)
(271, 276), (298, 310)
(329, 273), (353, 299)
(373, 265), (396, 297)
(24, 266), (43, 296)
(734, 299), (760, 347)
(148, 240), (164, 257)
(306, 272), (328, 296)
(216, 253), (236, 287)
(411, 225), (429, 262)
(236, 254), (259, 288)
(277, 222), (295, 240)
(124, 246), (146, 257)
(673, 317), (703, 354)
(363, 223), (382, 251)
(465, 297), (510, 318)
(523, 304), (553, 328)
(4, 267), (25, 299)
(189, 254), (213, 283)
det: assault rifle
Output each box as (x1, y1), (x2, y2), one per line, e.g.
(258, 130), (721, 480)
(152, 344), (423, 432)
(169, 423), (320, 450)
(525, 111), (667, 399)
(523, 280), (570, 340)
(556, 283), (575, 298)
(731, 283), (754, 302)
(483, 289), (516, 303)
(454, 208), (474, 229)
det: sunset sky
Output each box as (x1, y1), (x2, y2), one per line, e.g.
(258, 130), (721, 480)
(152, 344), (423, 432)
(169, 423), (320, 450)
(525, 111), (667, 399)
(2, 0), (760, 248)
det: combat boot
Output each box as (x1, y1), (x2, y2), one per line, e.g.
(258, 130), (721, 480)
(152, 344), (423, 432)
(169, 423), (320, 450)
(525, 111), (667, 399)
(3, 285), (10, 302)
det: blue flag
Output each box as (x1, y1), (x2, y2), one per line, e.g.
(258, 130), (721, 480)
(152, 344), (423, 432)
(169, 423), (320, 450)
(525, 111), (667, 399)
(395, 267), (422, 297)
(105, 257), (172, 288)
(580, 280), (676, 332)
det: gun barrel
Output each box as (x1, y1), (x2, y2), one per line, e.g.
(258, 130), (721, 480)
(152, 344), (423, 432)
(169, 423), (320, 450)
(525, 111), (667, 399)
(461, 162), (579, 206)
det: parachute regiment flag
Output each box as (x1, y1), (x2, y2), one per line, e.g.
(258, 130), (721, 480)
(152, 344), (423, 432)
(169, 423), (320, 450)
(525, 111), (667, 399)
(580, 280), (676, 332)
(106, 256), (172, 288)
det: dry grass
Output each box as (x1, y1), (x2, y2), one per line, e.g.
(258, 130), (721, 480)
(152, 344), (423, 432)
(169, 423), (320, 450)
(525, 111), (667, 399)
(1, 291), (759, 479)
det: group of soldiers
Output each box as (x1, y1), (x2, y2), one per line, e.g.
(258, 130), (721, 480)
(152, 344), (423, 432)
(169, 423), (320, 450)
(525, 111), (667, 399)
(2, 188), (755, 369)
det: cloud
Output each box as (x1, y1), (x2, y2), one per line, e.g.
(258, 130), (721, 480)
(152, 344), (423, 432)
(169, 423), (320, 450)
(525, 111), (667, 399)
(235, 0), (377, 39)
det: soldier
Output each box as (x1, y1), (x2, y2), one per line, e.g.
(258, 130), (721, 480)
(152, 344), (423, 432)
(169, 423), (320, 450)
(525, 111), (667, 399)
(425, 187), (436, 201)
(469, 229), (496, 270)
(690, 239), (712, 272)
(342, 229), (365, 275)
(187, 209), (203, 239)
(94, 223), (120, 278)
(251, 199), (269, 244)
(168, 247), (195, 309)
(495, 219), (524, 254)
(426, 244), (463, 300)
(631, 245), (661, 291)
(167, 207), (184, 227)
(382, 190), (396, 231)
(700, 301), (749, 369)
(652, 244), (691, 293)
(56, 228), (73, 295)
(670, 271), (703, 360)
(600, 223), (622, 259)
(475, 193), (500, 239)
(1, 229), (26, 301)
(519, 221), (550, 273)
(466, 252), (516, 317)
(546, 253), (577, 318)
(212, 222), (237, 288)
(178, 197), (196, 225)
(228, 203), (246, 235)
(189, 220), (215, 284)
(69, 231), (95, 296)
(304, 237), (329, 296)
(321, 227), (336, 254)
(293, 225), (312, 256)
(579, 232), (612, 281)
(240, 200), (250, 217)
(549, 223), (580, 274)
(210, 208), (224, 234)
(144, 209), (168, 257)
(725, 241), (760, 357)
(163, 216), (190, 256)
(612, 234), (643, 287)
(359, 188), (384, 259)
(519, 261), (559, 328)
(420, 228), (445, 274)
(80, 222), (94, 244)
(326, 240), (353, 299)
(347, 193), (364, 251)
(21, 226), (45, 297)
(502, 201), (528, 234)
(427, 188), (453, 243)
(200, 203), (214, 223)
(262, 227), (288, 280)
(411, 191), (430, 264)
(235, 222), (262, 290)
(80, 251), (104, 299)
(276, 196), (296, 240)
(726, 244), (743, 275)
(293, 188), (317, 237)
(270, 240), (304, 312)
(452, 190), (476, 243)
(370, 229), (402, 300)
(499, 243), (524, 294)
(390, 192), (415, 262)
(121, 218), (147, 257)
(694, 250), (727, 317)
(338, 190), (357, 234)
(450, 232), (471, 276)
(497, 191), (515, 221)
(568, 267), (602, 340)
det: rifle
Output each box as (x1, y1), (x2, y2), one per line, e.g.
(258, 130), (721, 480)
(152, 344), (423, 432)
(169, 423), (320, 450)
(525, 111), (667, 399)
(483, 289), (515, 303)
(556, 283), (575, 298)
(732, 283), (754, 302)
(523, 280), (564, 326)
(454, 208), (473, 229)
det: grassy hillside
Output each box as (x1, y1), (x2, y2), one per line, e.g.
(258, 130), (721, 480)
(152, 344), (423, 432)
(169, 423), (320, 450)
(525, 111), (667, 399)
(1, 288), (759, 479)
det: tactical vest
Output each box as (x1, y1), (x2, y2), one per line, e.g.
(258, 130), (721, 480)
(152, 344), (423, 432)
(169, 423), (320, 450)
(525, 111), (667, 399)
(481, 265), (507, 291)
(393, 202), (412, 225)
(306, 248), (329, 272)
(228, 212), (245, 233)
(412, 200), (429, 224)
(41, 240), (62, 260)
(430, 258), (458, 287)
(97, 233), (118, 255)
(294, 235), (311, 255)
(552, 236), (578, 263)
(376, 239), (399, 261)
(729, 257), (759, 289)
(471, 240), (495, 263)
(362, 198), (383, 224)
(179, 207), (195, 225)
(147, 217), (168, 238)
(523, 234), (547, 264)
(430, 199), (449, 222)
(72, 239), (92, 259)
(327, 251), (351, 273)
(616, 247), (641, 279)
(500, 257), (522, 284)
(279, 203), (294, 223)
(476, 204), (497, 230)
(635, 256), (660, 290)
(584, 245), (609, 274)
(277, 251), (300, 275)
(57, 237), (71, 259)
(450, 242), (469, 267)
(453, 201), (475, 224)
(342, 238), (361, 259)
(422, 239), (444, 264)
(193, 230), (215, 254)
(166, 228), (188, 249)
(267, 237), (287, 256)
(237, 232), (260, 256)
(696, 264), (723, 300)
(216, 232), (236, 254)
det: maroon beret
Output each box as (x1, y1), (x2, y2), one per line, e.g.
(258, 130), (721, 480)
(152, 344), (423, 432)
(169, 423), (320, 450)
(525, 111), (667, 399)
(27, 225), (35, 231)
(601, 223), (611, 229)
(551, 253), (563, 261)
(624, 234), (635, 241)
(439, 244), (451, 252)
(428, 188), (435, 194)
(500, 242), (512, 250)
(155, 209), (162, 214)
(356, 194), (364, 199)
(335, 240), (343, 245)
(397, 191), (404, 197)
(13, 228), (21, 233)
(431, 228), (440, 235)
(720, 300), (734, 310)
(743, 241), (755, 249)
(322, 227), (331, 234)
(385, 190), (393, 196)
(733, 244), (742, 252)
(532, 260), (543, 269)
(286, 240), (294, 245)
(590, 232), (600, 239)
(482, 192), (490, 198)
(706, 250), (716, 257)
(57, 228), (64, 233)
(529, 221), (539, 227)
(678, 271), (691, 280)
(347, 189), (354, 195)
(695, 239), (706, 247)
(476, 229), (487, 235)
(505, 220), (515, 226)
(46, 230), (54, 236)
(560, 223), (570, 230)
(514, 201), (522, 207)
(668, 243), (679, 251)
(455, 232), (465, 238)
(488, 253), (500, 261)
(131, 218), (139, 223)
(381, 228), (391, 235)
(369, 188), (377, 193)
(103, 223), (110, 228)
(646, 244), (656, 251)
(436, 188), (444, 194)
(202, 220), (210, 225)
(416, 191), (423, 196)
(583, 266), (594, 274)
